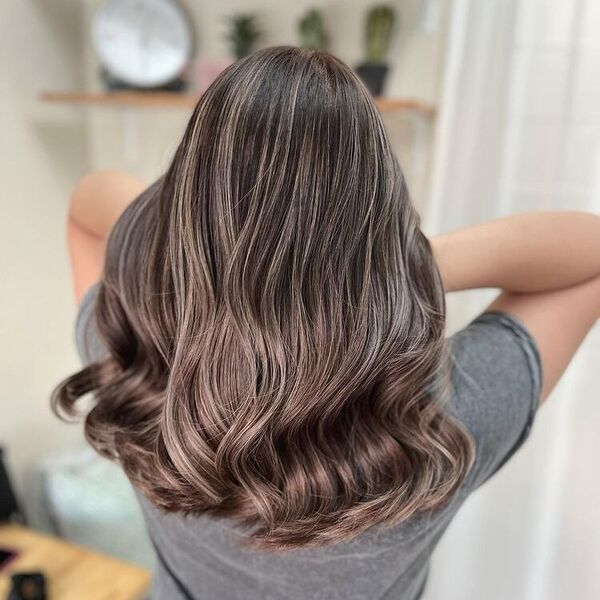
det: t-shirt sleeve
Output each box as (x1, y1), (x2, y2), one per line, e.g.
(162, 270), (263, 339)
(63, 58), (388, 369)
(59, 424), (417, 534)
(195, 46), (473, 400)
(74, 281), (107, 366)
(446, 310), (543, 491)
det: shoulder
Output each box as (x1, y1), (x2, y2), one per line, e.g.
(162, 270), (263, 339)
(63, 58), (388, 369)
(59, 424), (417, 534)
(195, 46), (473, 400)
(75, 281), (107, 365)
(446, 310), (543, 490)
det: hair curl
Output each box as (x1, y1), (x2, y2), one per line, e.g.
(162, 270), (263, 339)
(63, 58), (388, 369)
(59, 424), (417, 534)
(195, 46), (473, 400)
(53, 46), (474, 550)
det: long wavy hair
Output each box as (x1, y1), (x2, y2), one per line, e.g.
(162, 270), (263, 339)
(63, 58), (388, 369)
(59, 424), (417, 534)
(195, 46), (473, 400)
(53, 46), (474, 550)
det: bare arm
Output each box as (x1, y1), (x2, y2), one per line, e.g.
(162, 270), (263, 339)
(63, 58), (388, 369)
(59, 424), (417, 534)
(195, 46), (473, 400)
(67, 170), (145, 303)
(485, 277), (600, 403)
(431, 211), (600, 405)
(432, 211), (600, 293)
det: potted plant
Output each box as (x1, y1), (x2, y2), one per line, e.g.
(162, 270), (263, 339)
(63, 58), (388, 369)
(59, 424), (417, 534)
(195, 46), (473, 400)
(226, 14), (262, 61)
(355, 5), (396, 96)
(298, 9), (329, 50)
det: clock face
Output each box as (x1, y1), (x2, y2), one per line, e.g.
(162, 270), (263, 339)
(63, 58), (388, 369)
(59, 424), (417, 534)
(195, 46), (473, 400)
(92, 0), (193, 88)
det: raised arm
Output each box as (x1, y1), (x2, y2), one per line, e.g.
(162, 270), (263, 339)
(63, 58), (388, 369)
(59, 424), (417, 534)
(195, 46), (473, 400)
(431, 211), (600, 405)
(431, 211), (600, 294)
(67, 170), (145, 303)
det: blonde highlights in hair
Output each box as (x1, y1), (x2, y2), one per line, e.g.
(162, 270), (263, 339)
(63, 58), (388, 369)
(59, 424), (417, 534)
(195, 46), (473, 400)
(53, 47), (474, 549)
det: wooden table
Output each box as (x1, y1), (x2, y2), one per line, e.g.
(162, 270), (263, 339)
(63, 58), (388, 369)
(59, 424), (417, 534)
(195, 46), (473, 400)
(0, 524), (150, 600)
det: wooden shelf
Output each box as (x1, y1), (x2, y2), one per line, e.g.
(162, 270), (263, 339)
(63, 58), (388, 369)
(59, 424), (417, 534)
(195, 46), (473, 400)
(40, 91), (436, 116)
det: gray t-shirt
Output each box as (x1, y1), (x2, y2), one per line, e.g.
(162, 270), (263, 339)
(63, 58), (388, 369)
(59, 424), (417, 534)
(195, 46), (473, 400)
(75, 282), (542, 600)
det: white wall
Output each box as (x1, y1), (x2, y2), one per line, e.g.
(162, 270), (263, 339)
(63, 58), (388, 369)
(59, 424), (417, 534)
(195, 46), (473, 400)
(0, 1), (89, 506)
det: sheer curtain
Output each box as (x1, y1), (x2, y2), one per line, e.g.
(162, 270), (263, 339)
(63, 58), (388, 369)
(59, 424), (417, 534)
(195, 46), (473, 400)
(422, 0), (600, 598)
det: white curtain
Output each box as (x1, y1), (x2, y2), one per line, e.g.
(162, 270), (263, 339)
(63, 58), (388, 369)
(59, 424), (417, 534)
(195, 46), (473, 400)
(422, 0), (600, 599)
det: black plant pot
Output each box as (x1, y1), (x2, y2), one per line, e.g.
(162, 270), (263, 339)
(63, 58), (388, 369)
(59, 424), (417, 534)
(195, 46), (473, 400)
(355, 63), (389, 97)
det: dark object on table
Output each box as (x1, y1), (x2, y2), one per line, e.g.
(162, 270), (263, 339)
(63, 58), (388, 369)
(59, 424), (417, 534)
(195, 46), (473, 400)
(0, 548), (18, 572)
(355, 5), (396, 96)
(0, 447), (23, 524)
(8, 572), (47, 600)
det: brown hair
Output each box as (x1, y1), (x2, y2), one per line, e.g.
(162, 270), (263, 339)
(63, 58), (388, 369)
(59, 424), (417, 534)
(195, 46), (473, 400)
(52, 46), (474, 550)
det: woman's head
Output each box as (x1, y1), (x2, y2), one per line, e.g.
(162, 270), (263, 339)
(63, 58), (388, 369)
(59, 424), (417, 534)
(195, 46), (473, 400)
(53, 46), (473, 549)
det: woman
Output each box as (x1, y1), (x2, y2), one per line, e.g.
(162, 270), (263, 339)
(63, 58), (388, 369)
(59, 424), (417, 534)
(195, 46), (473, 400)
(53, 47), (600, 599)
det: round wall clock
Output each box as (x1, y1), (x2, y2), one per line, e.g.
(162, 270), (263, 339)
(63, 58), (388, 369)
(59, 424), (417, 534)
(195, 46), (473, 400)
(92, 0), (194, 90)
